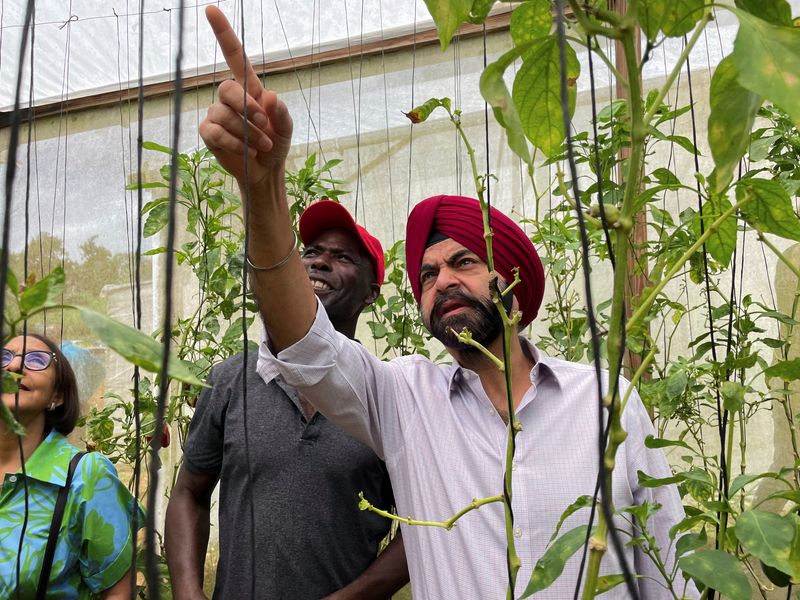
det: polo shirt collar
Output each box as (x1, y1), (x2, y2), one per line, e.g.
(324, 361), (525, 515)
(22, 429), (77, 487)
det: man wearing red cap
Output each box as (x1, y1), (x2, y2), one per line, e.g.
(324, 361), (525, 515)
(164, 200), (408, 600)
(198, 7), (691, 599)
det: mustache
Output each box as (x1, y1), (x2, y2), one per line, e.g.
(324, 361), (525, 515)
(431, 290), (483, 320)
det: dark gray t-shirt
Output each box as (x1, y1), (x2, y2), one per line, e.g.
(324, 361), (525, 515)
(182, 352), (394, 599)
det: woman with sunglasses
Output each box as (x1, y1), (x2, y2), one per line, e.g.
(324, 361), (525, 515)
(0, 334), (144, 599)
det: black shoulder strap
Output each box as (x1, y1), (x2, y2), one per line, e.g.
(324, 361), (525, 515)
(36, 451), (87, 599)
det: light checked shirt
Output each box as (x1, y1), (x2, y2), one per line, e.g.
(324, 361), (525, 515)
(0, 430), (144, 598)
(258, 300), (695, 600)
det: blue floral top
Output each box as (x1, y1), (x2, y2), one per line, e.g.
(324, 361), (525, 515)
(0, 430), (144, 598)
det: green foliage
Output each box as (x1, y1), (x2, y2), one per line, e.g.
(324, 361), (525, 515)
(678, 549), (751, 599)
(520, 525), (591, 598)
(638, 0), (707, 40)
(419, 1), (800, 598)
(285, 152), (346, 225)
(734, 510), (800, 581)
(733, 9), (800, 126)
(514, 36), (580, 158)
(707, 56), (762, 192)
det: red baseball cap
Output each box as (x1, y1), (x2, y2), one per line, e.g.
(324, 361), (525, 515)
(298, 200), (385, 286)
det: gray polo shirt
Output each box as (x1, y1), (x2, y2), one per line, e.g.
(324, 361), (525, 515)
(183, 352), (394, 599)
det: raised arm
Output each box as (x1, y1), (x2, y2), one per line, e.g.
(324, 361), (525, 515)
(164, 466), (218, 600)
(201, 6), (316, 351)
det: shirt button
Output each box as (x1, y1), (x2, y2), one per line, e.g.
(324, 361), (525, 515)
(514, 526), (522, 538)
(511, 461), (518, 471)
(9, 475), (17, 483)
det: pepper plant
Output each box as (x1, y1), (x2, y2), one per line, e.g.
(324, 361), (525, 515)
(377, 0), (800, 598)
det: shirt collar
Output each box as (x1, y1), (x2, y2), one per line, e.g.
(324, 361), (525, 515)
(22, 429), (79, 487)
(446, 336), (563, 394)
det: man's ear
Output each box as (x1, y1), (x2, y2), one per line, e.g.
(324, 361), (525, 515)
(364, 283), (380, 306)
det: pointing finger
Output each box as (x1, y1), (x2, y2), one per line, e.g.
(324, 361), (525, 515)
(205, 5), (264, 103)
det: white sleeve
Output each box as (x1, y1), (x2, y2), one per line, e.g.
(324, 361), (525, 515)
(256, 298), (414, 460)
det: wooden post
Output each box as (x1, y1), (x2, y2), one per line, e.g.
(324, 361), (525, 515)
(611, 0), (649, 383)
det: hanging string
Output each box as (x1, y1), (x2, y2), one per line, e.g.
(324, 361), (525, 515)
(452, 27), (462, 195)
(571, 32), (620, 598)
(685, 37), (730, 492)
(146, 0), (186, 596)
(130, 0), (147, 594)
(234, 2), (259, 596)
(377, 0), (395, 242)
(273, 0), (327, 164)
(342, 0), (365, 219)
(2, 3), (34, 595)
(554, 2), (640, 598)
(114, 7), (137, 310)
(398, 0), (418, 357)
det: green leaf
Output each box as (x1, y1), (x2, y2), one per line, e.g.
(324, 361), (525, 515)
(595, 574), (626, 594)
(734, 0), (792, 26)
(480, 46), (532, 165)
(549, 495), (593, 543)
(142, 141), (174, 154)
(675, 528), (708, 558)
(19, 267), (65, 315)
(665, 370), (688, 399)
(639, 0), (706, 41)
(737, 178), (800, 241)
(513, 35), (580, 157)
(423, 0), (472, 49)
(691, 193), (737, 266)
(510, 0), (551, 46)
(729, 472), (783, 497)
(404, 97), (451, 124)
(644, 435), (693, 452)
(143, 202), (170, 238)
(766, 490), (800, 504)
(0, 372), (24, 436)
(765, 358), (800, 381)
(521, 525), (590, 598)
(733, 11), (800, 126)
(708, 56), (763, 192)
(678, 549), (750, 600)
(720, 380), (746, 413)
(76, 307), (204, 386)
(125, 181), (169, 191)
(466, 0), (495, 24)
(734, 510), (798, 578)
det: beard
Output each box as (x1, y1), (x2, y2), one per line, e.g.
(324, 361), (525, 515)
(426, 290), (503, 352)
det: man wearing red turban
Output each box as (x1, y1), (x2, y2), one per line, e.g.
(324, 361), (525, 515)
(200, 10), (693, 599)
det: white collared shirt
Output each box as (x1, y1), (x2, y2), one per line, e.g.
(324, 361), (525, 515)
(258, 300), (695, 599)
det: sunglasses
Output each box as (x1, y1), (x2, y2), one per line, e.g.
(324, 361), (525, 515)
(1, 348), (57, 371)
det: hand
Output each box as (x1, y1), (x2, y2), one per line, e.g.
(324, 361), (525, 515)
(200, 6), (293, 190)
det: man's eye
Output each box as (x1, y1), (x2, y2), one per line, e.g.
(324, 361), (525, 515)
(302, 248), (318, 257)
(459, 258), (476, 267)
(420, 271), (435, 283)
(338, 254), (353, 262)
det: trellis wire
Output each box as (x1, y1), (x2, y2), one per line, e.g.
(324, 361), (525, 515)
(236, 1), (259, 596)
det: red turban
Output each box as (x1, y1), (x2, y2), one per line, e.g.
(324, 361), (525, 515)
(405, 195), (544, 328)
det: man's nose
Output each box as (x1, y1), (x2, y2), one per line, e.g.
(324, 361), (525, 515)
(433, 266), (460, 292)
(307, 252), (332, 271)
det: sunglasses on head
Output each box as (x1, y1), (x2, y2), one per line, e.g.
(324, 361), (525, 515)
(1, 348), (57, 371)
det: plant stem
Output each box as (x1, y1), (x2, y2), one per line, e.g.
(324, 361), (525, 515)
(358, 492), (503, 529)
(627, 194), (755, 331)
(450, 107), (522, 599)
(581, 15), (648, 597)
(641, 12), (713, 126)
